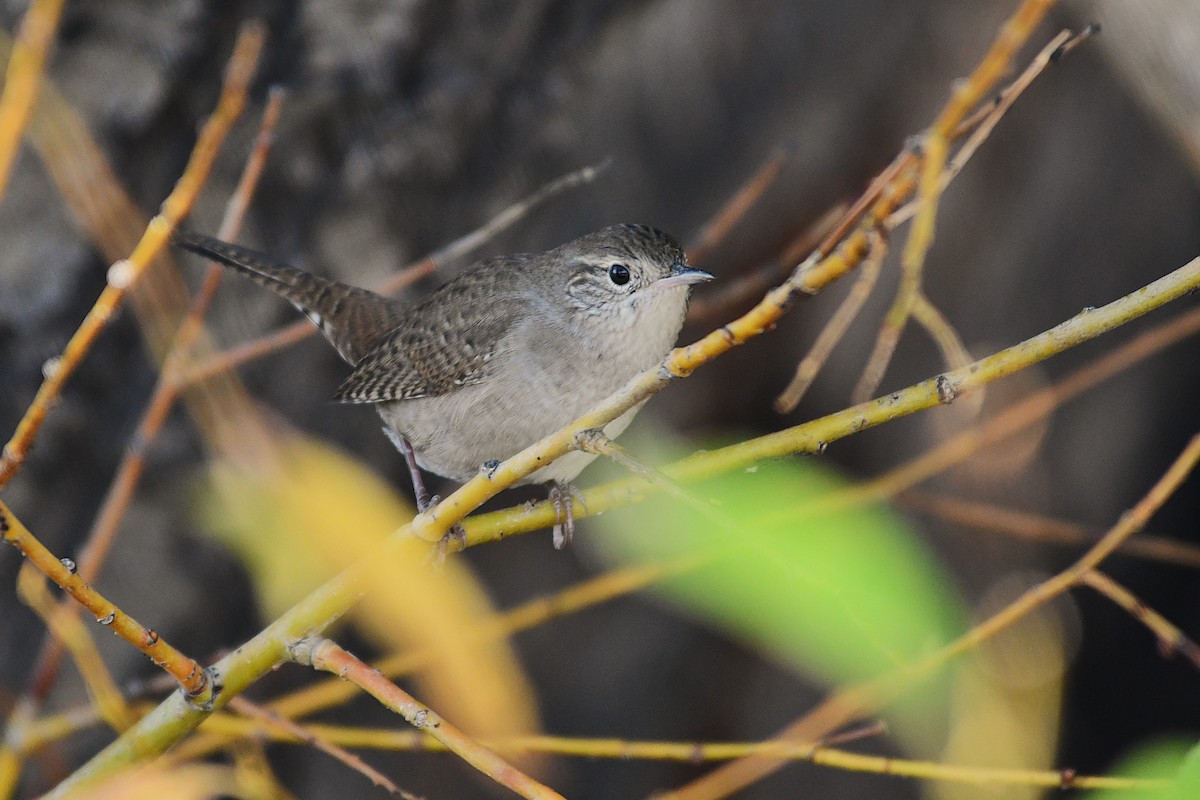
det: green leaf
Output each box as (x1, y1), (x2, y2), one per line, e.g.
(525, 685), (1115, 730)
(589, 449), (963, 744)
(1174, 744), (1200, 799)
(1081, 738), (1194, 799)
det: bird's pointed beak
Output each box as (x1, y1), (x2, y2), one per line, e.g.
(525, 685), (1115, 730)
(655, 263), (715, 289)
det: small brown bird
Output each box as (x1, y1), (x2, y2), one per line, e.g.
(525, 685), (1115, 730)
(174, 224), (713, 546)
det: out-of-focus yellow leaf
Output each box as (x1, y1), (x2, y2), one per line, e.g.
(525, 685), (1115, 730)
(61, 764), (240, 800)
(1083, 739), (1199, 800)
(589, 447), (963, 749)
(933, 596), (1067, 800)
(202, 430), (540, 740)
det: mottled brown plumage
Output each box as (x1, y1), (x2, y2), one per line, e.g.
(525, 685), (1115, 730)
(331, 254), (532, 403)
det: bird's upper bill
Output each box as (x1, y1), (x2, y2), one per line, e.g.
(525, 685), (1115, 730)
(654, 264), (715, 289)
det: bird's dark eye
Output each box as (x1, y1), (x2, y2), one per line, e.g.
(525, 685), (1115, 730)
(608, 263), (631, 286)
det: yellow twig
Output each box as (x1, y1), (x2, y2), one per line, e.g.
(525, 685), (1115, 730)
(899, 490), (1200, 569)
(0, 0), (65, 201)
(885, 27), (1096, 229)
(856, 21), (1083, 403)
(688, 145), (790, 265)
(775, 228), (887, 413)
(808, 748), (1160, 792)
(850, 270), (916, 403)
(168, 717), (1171, 792)
(15, 567), (135, 732)
(0, 502), (213, 703)
(1080, 570), (1200, 669)
(816, 148), (916, 262)
(573, 429), (716, 520)
(908, 0), (1059, 265)
(854, 287), (970, 407)
(228, 696), (413, 798)
(225, 739), (295, 800)
(0, 704), (31, 800)
(12, 705), (107, 759)
(911, 292), (972, 372)
(475, 258), (1200, 546)
(294, 638), (565, 800)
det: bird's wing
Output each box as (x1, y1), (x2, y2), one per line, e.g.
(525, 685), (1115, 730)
(331, 261), (527, 403)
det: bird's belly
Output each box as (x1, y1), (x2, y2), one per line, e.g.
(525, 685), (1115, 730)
(376, 384), (644, 485)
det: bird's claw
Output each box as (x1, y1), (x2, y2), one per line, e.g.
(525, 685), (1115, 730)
(547, 481), (584, 549)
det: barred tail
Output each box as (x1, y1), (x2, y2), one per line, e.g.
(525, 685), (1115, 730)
(173, 231), (405, 365)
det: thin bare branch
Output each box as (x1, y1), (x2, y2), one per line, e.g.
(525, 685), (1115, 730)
(228, 696), (417, 799)
(294, 638), (564, 800)
(899, 490), (1200, 569)
(688, 145), (790, 265)
(0, 0), (65, 201)
(1080, 570), (1200, 669)
(0, 502), (212, 702)
(775, 228), (887, 413)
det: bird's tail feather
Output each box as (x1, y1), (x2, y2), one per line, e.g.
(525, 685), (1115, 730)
(173, 231), (405, 365)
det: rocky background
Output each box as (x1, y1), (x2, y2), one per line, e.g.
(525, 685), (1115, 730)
(1, 1), (1198, 798)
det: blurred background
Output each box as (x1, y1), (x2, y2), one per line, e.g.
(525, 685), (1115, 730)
(1, 1), (1198, 797)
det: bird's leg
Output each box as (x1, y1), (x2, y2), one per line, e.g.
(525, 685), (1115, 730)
(544, 480), (585, 550)
(383, 428), (434, 511)
(382, 428), (466, 553)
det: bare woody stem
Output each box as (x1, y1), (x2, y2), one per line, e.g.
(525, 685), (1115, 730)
(292, 638), (566, 800)
(0, 0), (66, 200)
(1079, 570), (1200, 668)
(0, 502), (213, 703)
(158, 716), (1170, 793)
(225, 696), (410, 798)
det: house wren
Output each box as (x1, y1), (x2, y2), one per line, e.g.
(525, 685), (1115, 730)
(174, 224), (713, 546)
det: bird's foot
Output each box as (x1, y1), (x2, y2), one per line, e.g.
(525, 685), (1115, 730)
(545, 481), (585, 550)
(420, 493), (468, 564)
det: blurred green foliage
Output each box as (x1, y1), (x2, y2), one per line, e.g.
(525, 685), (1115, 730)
(1085, 738), (1199, 799)
(591, 446), (964, 747)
